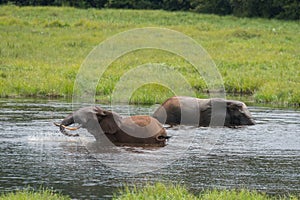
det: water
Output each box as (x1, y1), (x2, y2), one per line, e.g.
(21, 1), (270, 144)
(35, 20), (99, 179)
(0, 98), (299, 199)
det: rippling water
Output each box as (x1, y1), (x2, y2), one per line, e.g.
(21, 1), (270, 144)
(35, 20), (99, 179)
(0, 98), (299, 199)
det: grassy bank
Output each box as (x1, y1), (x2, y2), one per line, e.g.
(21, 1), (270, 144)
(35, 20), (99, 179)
(0, 188), (70, 200)
(115, 183), (299, 200)
(0, 6), (299, 106)
(1, 183), (298, 200)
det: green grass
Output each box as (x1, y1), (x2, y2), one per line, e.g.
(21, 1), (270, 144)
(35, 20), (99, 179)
(0, 5), (299, 106)
(114, 182), (299, 200)
(0, 188), (70, 200)
(114, 183), (199, 200)
(1, 184), (298, 200)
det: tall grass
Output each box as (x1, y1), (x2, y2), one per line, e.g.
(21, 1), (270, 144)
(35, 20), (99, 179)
(0, 6), (299, 106)
(1, 184), (298, 200)
(114, 183), (198, 200)
(114, 182), (299, 200)
(0, 188), (70, 200)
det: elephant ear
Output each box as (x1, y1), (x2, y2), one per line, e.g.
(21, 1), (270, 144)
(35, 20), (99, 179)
(96, 110), (120, 134)
(94, 106), (106, 117)
(227, 101), (243, 112)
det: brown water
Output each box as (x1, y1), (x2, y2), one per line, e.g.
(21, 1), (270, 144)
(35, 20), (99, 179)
(0, 98), (299, 199)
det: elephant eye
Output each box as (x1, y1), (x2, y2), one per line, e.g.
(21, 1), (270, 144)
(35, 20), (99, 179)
(156, 135), (166, 142)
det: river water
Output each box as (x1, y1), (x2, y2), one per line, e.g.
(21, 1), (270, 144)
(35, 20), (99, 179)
(0, 98), (299, 199)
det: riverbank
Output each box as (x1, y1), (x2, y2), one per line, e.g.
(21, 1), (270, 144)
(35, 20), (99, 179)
(115, 183), (299, 200)
(1, 183), (298, 200)
(0, 6), (299, 106)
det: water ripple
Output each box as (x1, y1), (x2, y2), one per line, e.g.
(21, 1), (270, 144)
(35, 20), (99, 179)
(0, 99), (299, 199)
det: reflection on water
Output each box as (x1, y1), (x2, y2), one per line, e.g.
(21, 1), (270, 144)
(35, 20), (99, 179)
(0, 98), (299, 199)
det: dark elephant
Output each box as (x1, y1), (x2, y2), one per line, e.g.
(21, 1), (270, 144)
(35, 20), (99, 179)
(152, 96), (255, 127)
(54, 106), (170, 147)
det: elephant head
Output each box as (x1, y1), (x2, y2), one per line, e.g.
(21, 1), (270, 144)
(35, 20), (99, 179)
(55, 106), (170, 147)
(224, 100), (256, 126)
(54, 106), (110, 138)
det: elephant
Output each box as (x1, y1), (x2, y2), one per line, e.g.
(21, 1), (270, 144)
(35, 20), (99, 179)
(54, 106), (170, 147)
(152, 96), (255, 127)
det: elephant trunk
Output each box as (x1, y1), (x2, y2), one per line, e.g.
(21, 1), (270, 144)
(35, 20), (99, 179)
(54, 114), (80, 137)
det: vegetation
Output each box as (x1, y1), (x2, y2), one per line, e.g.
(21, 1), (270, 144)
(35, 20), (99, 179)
(0, 6), (299, 106)
(1, 183), (298, 200)
(114, 182), (198, 200)
(115, 183), (299, 200)
(0, 0), (299, 20)
(0, 188), (70, 200)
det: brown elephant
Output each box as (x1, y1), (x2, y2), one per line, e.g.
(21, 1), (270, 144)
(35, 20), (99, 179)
(152, 96), (255, 127)
(54, 106), (170, 147)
